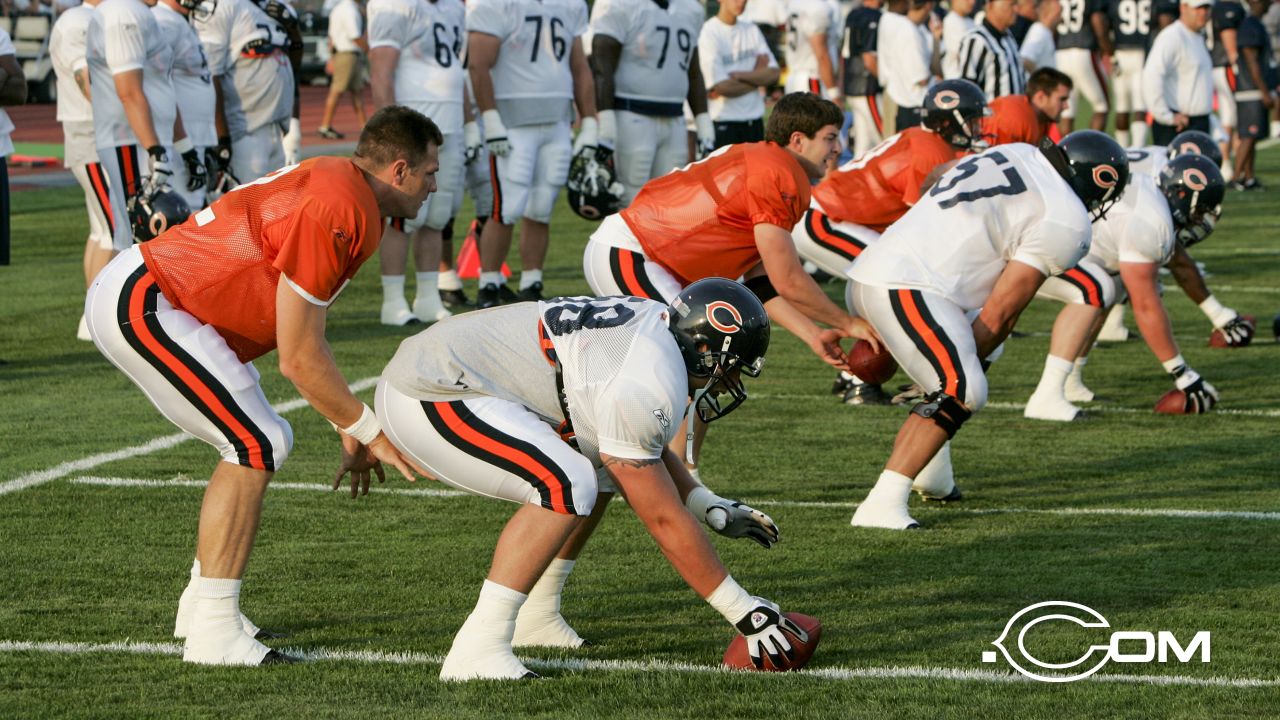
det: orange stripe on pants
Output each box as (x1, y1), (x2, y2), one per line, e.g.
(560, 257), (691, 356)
(897, 289), (960, 398)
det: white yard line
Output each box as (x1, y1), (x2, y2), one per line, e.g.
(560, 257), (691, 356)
(67, 476), (1280, 522)
(0, 639), (1273, 688)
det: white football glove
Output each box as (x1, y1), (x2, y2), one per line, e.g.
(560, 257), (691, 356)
(597, 110), (617, 151)
(463, 121), (483, 165)
(733, 598), (806, 670)
(694, 112), (716, 160)
(482, 109), (511, 157)
(283, 117), (302, 166)
(572, 116), (599, 156)
(685, 486), (779, 548)
(144, 146), (174, 195)
(1170, 364), (1219, 414)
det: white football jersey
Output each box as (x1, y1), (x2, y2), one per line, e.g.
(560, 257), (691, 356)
(50, 4), (95, 123)
(589, 0), (704, 106)
(367, 0), (465, 133)
(1087, 174), (1175, 273)
(850, 143), (1093, 311)
(382, 297), (687, 464)
(467, 0), (587, 126)
(86, 0), (177, 149)
(194, 0), (295, 136)
(1126, 145), (1168, 177)
(153, 3), (218, 148)
(784, 0), (840, 91)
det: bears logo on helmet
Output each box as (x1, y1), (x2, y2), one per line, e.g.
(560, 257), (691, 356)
(1046, 130), (1130, 220)
(922, 79), (991, 150)
(1159, 153), (1224, 247)
(566, 147), (623, 221)
(669, 278), (771, 423)
(128, 188), (192, 243)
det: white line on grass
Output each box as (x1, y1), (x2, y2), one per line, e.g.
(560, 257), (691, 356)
(68, 476), (1280, 522)
(0, 377), (381, 497)
(0, 639), (1274, 688)
(756, 394), (1280, 419)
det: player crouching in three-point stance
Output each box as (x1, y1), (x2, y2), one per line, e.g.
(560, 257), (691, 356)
(375, 280), (799, 680)
(1025, 153), (1226, 420)
(84, 107), (438, 665)
(847, 131), (1130, 529)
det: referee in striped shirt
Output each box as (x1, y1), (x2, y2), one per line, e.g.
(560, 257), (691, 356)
(956, 0), (1027, 99)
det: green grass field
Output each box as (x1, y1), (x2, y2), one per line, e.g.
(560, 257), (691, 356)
(2, 149), (1279, 719)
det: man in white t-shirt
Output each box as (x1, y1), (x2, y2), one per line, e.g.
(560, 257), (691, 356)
(878, 0), (936, 131)
(319, 0), (367, 139)
(1142, 0), (1215, 144)
(846, 131), (1127, 529)
(467, 0), (599, 308)
(1020, 0), (1062, 71)
(376, 281), (792, 680)
(86, 0), (177, 250)
(367, 0), (463, 325)
(942, 0), (977, 79)
(698, 0), (781, 147)
(51, 0), (107, 337)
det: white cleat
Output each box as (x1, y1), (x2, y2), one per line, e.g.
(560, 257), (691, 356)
(912, 443), (961, 501)
(174, 584), (267, 640)
(182, 603), (272, 666)
(1097, 306), (1130, 342)
(850, 496), (920, 530)
(412, 297), (453, 324)
(380, 299), (420, 326)
(77, 314), (93, 342)
(1064, 375), (1095, 403)
(512, 611), (586, 648)
(1024, 392), (1082, 422)
(439, 632), (537, 681)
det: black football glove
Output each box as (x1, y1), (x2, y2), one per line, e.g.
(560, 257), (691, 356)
(734, 599), (807, 670)
(1170, 364), (1219, 414)
(1218, 316), (1255, 347)
(180, 148), (208, 193)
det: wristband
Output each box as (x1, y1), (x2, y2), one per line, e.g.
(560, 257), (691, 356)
(705, 575), (756, 625)
(597, 109), (617, 147)
(1198, 295), (1235, 328)
(684, 484), (721, 518)
(1161, 354), (1187, 376)
(695, 112), (714, 139)
(147, 145), (166, 161)
(174, 136), (194, 154)
(339, 403), (382, 446)
(824, 87), (841, 102)
(482, 109), (506, 138)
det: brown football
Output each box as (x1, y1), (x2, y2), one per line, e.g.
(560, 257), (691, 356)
(723, 612), (822, 672)
(847, 341), (898, 384)
(1209, 315), (1255, 348)
(1154, 389), (1189, 415)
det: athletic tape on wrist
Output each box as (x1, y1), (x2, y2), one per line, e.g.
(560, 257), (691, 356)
(340, 403), (382, 446)
(706, 575), (756, 626)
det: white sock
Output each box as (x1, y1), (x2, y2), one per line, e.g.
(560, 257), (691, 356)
(519, 269), (543, 290)
(1035, 355), (1074, 396)
(438, 269), (462, 291)
(513, 559), (584, 647)
(1065, 357), (1094, 402)
(415, 271), (439, 298)
(868, 469), (913, 505)
(441, 580), (531, 680)
(1131, 121), (1149, 147)
(839, 371), (854, 382)
(1115, 129), (1131, 148)
(480, 271), (505, 288)
(381, 275), (406, 305)
(183, 575), (270, 665)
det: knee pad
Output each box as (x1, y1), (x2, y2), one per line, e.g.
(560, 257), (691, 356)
(910, 391), (973, 439)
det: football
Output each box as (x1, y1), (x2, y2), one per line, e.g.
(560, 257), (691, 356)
(1208, 315), (1255, 348)
(1154, 389), (1189, 415)
(722, 612), (823, 672)
(847, 341), (898, 384)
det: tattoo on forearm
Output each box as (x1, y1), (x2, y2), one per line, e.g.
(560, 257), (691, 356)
(603, 456), (662, 469)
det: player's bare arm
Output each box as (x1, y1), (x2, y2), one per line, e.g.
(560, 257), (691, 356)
(664, 448), (780, 548)
(972, 260), (1046, 358)
(808, 33), (838, 97)
(1120, 260), (1180, 363)
(570, 38), (597, 118)
(761, 293), (850, 368)
(0, 54), (25, 106)
(1164, 244), (1212, 303)
(466, 32), (501, 112)
(686, 48), (710, 114)
(732, 53), (782, 88)
(368, 46), (400, 112)
(591, 34), (622, 111)
(113, 69), (161, 150)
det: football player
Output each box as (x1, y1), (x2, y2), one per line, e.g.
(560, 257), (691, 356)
(1108, 0), (1154, 147)
(375, 280), (796, 679)
(367, 0), (465, 326)
(85, 0), (179, 251)
(84, 107), (437, 666)
(1099, 130), (1252, 347)
(847, 131), (1128, 529)
(50, 0), (111, 340)
(983, 67), (1074, 146)
(784, 0), (843, 101)
(842, 0), (885, 158)
(589, 0), (711, 207)
(793, 79), (988, 405)
(154, 0), (216, 212)
(1025, 153), (1225, 420)
(1055, 0), (1113, 133)
(194, 0), (296, 183)
(467, 0), (599, 307)
(1209, 0), (1245, 177)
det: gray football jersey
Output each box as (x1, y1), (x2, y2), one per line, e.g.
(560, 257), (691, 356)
(195, 0), (294, 136)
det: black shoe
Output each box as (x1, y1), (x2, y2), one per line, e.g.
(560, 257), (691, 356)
(831, 374), (853, 396)
(317, 127), (344, 140)
(261, 650), (301, 665)
(918, 485), (964, 503)
(843, 382), (893, 406)
(476, 283), (501, 309)
(517, 281), (544, 302)
(498, 284), (520, 303)
(439, 288), (472, 309)
(520, 671), (542, 679)
(254, 628), (289, 641)
(1229, 179), (1248, 192)
(1243, 178), (1264, 191)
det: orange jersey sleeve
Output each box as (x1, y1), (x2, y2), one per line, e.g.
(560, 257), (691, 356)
(622, 143), (810, 283)
(982, 95), (1049, 147)
(811, 128), (959, 232)
(140, 158), (383, 361)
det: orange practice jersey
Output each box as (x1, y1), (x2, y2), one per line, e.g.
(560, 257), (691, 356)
(622, 143), (810, 284)
(140, 158), (383, 362)
(810, 128), (961, 232)
(983, 94), (1049, 147)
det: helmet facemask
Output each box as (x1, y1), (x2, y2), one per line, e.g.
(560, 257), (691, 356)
(688, 342), (765, 424)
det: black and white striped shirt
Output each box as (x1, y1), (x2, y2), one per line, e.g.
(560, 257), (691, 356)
(956, 20), (1026, 100)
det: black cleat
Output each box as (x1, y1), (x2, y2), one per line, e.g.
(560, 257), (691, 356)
(439, 288), (472, 309)
(517, 281), (544, 302)
(918, 485), (964, 503)
(520, 671), (542, 679)
(254, 628), (289, 641)
(476, 283), (501, 309)
(843, 382), (893, 406)
(831, 374), (853, 396)
(260, 650), (301, 665)
(499, 284), (520, 303)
